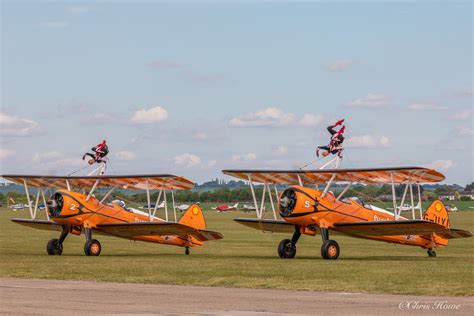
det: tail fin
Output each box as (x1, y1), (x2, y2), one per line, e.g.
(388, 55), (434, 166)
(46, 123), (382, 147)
(423, 200), (450, 228)
(178, 204), (206, 230)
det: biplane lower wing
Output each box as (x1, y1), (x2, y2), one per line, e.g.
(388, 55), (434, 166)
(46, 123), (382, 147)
(11, 218), (62, 232)
(234, 218), (295, 233)
(333, 220), (472, 238)
(96, 222), (223, 242)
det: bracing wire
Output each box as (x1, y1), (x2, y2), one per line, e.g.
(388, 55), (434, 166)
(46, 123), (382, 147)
(299, 156), (325, 170)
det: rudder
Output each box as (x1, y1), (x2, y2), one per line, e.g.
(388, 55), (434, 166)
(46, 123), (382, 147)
(423, 200), (450, 228)
(178, 204), (206, 230)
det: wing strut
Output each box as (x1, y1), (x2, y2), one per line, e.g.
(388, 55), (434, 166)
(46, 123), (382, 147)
(390, 172), (399, 220)
(152, 189), (163, 218)
(171, 190), (177, 222)
(145, 178), (152, 222)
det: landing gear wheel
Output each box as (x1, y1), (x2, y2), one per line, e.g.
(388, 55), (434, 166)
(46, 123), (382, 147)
(185, 247), (190, 255)
(84, 239), (101, 256)
(427, 249), (436, 257)
(46, 238), (63, 255)
(321, 240), (340, 260)
(278, 239), (296, 259)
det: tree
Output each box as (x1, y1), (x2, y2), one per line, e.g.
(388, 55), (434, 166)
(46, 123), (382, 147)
(465, 182), (474, 191)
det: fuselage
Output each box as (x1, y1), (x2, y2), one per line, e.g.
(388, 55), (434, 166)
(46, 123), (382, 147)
(280, 186), (448, 249)
(47, 190), (199, 247)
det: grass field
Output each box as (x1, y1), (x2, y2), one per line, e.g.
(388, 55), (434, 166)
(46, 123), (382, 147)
(1, 202), (473, 296)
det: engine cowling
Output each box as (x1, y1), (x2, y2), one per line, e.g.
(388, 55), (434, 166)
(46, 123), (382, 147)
(278, 186), (319, 220)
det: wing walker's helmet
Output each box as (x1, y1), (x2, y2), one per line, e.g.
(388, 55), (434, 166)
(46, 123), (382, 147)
(88, 159), (95, 165)
(322, 151), (329, 157)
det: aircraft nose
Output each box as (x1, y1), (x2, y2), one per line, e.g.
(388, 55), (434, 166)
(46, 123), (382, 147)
(279, 188), (297, 217)
(47, 192), (64, 218)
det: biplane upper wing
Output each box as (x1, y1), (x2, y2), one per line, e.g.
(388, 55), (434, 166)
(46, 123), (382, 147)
(222, 167), (445, 184)
(95, 222), (223, 242)
(1, 174), (195, 191)
(234, 218), (295, 233)
(11, 218), (62, 232)
(333, 220), (472, 238)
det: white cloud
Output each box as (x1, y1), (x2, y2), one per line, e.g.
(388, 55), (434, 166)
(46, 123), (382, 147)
(229, 107), (323, 128)
(131, 106), (168, 124)
(174, 153), (202, 168)
(347, 93), (389, 108)
(408, 103), (446, 111)
(232, 153), (257, 163)
(115, 151), (136, 161)
(346, 135), (390, 148)
(93, 112), (115, 121)
(449, 109), (472, 121)
(32, 151), (63, 164)
(31, 151), (81, 171)
(300, 114), (324, 127)
(325, 59), (353, 72)
(207, 160), (217, 167)
(456, 127), (474, 136)
(0, 112), (43, 137)
(39, 21), (69, 28)
(0, 149), (15, 160)
(424, 160), (454, 171)
(273, 145), (288, 156)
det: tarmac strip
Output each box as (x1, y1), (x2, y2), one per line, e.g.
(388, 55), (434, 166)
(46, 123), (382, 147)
(0, 277), (472, 315)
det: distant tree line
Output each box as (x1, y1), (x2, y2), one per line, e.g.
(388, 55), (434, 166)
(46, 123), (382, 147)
(1, 182), (472, 206)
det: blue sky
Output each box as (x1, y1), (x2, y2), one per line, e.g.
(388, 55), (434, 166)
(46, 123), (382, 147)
(1, 1), (472, 185)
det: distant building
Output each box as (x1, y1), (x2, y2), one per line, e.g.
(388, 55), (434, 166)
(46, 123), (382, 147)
(460, 191), (474, 200)
(438, 193), (456, 201)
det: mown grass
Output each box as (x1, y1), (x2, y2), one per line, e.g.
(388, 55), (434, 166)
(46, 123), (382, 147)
(0, 203), (473, 296)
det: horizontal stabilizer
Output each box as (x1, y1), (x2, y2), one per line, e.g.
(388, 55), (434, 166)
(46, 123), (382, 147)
(11, 218), (61, 231)
(333, 220), (472, 238)
(96, 222), (223, 241)
(234, 218), (295, 233)
(436, 228), (473, 239)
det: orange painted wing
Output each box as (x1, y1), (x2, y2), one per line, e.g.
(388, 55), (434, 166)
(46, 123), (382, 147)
(234, 218), (295, 233)
(96, 222), (223, 241)
(11, 218), (61, 231)
(222, 167), (445, 184)
(2, 174), (194, 191)
(333, 220), (472, 237)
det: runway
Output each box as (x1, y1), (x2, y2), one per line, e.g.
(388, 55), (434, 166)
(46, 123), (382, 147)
(1, 278), (472, 315)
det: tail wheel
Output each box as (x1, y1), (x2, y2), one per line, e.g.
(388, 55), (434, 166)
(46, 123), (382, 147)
(185, 247), (190, 255)
(321, 240), (340, 260)
(427, 249), (437, 257)
(278, 239), (296, 259)
(46, 238), (63, 255)
(84, 239), (101, 256)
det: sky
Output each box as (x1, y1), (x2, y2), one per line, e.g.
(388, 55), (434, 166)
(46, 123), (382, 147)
(1, 1), (472, 185)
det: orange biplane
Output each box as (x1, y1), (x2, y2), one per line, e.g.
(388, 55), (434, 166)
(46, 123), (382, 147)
(3, 174), (223, 256)
(222, 167), (472, 260)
